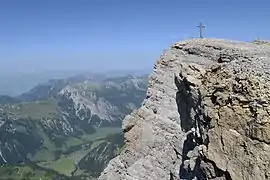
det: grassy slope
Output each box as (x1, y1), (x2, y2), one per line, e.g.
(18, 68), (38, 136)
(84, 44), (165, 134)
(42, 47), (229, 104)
(0, 76), (146, 178)
(0, 126), (121, 178)
(77, 133), (124, 178)
(0, 98), (60, 120)
(38, 155), (76, 176)
(0, 96), (122, 177)
(36, 127), (121, 176)
(0, 164), (67, 180)
(0, 97), (122, 177)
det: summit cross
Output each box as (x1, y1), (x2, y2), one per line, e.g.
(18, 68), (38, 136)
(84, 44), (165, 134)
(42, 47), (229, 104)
(197, 22), (205, 38)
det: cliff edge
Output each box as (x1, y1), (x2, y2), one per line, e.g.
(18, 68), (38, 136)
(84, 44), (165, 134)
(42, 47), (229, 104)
(99, 39), (270, 180)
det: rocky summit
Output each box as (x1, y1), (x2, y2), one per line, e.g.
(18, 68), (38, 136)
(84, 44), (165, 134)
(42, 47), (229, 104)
(99, 39), (270, 180)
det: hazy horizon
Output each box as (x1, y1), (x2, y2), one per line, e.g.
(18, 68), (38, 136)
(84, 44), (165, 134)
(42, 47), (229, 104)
(0, 68), (152, 96)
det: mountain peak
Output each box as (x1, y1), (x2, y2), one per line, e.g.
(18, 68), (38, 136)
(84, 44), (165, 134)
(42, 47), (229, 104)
(99, 39), (270, 180)
(0, 74), (149, 178)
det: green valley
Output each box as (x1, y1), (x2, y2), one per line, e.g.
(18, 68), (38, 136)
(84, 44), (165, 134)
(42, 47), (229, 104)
(0, 74), (148, 179)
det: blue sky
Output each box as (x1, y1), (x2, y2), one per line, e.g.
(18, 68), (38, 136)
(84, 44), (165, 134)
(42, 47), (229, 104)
(0, 0), (269, 73)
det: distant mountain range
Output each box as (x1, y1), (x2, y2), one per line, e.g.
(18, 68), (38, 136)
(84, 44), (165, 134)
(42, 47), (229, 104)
(0, 73), (148, 179)
(0, 69), (151, 96)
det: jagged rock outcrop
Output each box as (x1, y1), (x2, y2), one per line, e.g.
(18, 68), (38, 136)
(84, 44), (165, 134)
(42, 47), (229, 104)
(99, 39), (270, 180)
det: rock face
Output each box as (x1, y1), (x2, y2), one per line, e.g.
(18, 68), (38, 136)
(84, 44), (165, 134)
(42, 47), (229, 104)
(59, 75), (148, 125)
(99, 39), (270, 180)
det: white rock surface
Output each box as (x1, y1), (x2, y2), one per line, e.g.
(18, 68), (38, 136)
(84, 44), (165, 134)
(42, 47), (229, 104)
(99, 38), (270, 180)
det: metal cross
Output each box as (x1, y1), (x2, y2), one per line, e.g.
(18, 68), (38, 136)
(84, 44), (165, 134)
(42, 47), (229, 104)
(197, 22), (205, 38)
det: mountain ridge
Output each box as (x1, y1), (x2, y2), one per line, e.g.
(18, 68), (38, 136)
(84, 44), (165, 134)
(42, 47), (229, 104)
(99, 38), (270, 180)
(0, 74), (148, 179)
(0, 69), (151, 97)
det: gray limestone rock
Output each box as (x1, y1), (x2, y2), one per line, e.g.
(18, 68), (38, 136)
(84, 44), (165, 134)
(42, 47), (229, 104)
(99, 38), (270, 180)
